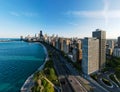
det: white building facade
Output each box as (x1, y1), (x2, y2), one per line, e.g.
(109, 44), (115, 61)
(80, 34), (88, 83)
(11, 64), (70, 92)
(82, 37), (99, 75)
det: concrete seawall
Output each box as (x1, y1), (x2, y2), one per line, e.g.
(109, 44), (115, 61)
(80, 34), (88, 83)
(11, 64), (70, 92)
(20, 42), (48, 92)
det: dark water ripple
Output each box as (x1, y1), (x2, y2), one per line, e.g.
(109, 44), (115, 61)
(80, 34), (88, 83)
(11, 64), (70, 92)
(0, 41), (45, 92)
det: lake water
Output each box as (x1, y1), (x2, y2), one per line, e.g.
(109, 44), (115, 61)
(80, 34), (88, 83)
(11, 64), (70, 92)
(0, 41), (46, 92)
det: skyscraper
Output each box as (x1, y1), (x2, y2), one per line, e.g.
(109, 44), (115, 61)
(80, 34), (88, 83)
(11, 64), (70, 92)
(40, 30), (43, 37)
(82, 37), (99, 75)
(39, 30), (44, 41)
(92, 29), (106, 70)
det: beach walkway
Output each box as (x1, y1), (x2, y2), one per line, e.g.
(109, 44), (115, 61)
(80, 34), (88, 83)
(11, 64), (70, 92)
(20, 74), (34, 92)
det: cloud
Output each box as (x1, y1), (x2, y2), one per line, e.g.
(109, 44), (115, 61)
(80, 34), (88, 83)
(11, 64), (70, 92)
(103, 0), (109, 11)
(66, 0), (120, 21)
(67, 10), (120, 19)
(22, 12), (38, 17)
(9, 11), (38, 17)
(68, 22), (79, 26)
(103, 0), (109, 26)
(107, 10), (120, 18)
(66, 11), (104, 18)
(10, 12), (20, 16)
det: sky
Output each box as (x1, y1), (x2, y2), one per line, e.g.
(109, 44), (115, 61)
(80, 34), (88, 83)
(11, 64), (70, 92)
(0, 0), (120, 38)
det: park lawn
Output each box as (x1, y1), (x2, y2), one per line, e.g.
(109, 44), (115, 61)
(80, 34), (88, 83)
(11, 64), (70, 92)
(43, 59), (59, 86)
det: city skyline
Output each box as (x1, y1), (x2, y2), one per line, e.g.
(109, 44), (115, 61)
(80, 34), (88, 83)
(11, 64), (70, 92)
(0, 0), (120, 38)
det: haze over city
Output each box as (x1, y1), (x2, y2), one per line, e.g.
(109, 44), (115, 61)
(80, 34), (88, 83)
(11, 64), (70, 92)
(1, 0), (120, 92)
(0, 0), (120, 38)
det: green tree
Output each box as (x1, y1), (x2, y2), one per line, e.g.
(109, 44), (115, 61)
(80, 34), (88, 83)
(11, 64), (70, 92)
(115, 67), (120, 81)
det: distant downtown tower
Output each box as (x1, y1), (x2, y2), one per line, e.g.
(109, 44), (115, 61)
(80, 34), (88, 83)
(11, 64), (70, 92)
(92, 29), (106, 70)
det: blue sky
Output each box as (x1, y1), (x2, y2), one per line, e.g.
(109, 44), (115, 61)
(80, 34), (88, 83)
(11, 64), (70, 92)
(0, 0), (120, 38)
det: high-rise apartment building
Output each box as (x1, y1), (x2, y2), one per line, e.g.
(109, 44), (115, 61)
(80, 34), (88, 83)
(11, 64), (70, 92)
(106, 40), (114, 55)
(57, 38), (64, 51)
(113, 48), (120, 57)
(76, 40), (82, 50)
(106, 40), (114, 49)
(82, 37), (99, 75)
(118, 36), (120, 47)
(92, 29), (106, 70)
(63, 39), (71, 54)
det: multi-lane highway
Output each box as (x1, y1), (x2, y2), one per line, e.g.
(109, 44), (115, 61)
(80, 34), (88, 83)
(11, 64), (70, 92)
(57, 53), (88, 92)
(52, 51), (74, 92)
(50, 48), (88, 92)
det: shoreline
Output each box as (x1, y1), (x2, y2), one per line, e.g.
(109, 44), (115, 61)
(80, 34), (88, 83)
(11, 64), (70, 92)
(37, 42), (49, 70)
(20, 42), (48, 92)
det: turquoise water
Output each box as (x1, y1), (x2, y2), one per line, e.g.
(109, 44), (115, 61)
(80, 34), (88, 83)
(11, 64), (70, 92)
(0, 41), (46, 92)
